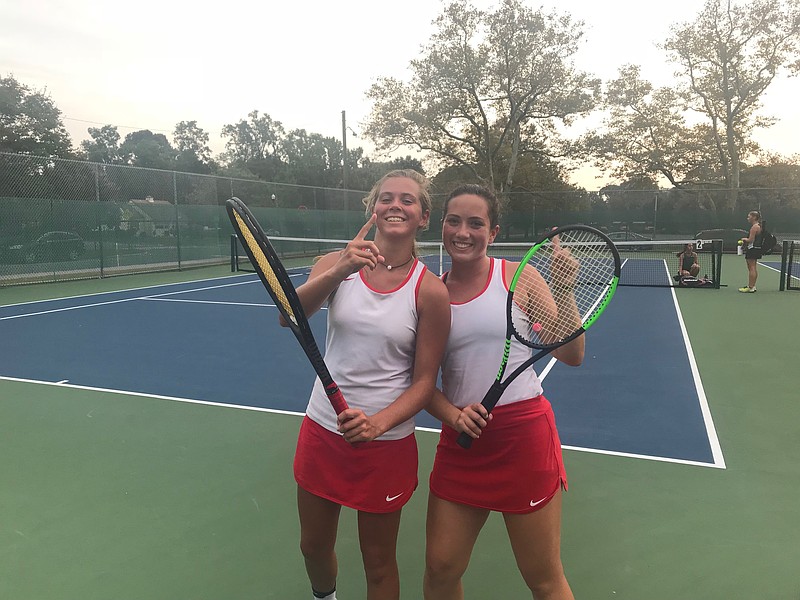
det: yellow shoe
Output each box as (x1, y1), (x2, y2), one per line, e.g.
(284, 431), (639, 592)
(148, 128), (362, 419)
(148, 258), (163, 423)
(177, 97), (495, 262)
(738, 287), (756, 293)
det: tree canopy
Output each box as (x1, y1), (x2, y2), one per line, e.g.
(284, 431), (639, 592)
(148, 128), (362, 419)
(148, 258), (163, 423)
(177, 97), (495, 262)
(79, 124), (121, 164)
(173, 120), (214, 174)
(0, 75), (72, 156)
(663, 0), (800, 209)
(363, 0), (599, 194)
(3, 0), (800, 214)
(118, 130), (176, 170)
(587, 0), (800, 210)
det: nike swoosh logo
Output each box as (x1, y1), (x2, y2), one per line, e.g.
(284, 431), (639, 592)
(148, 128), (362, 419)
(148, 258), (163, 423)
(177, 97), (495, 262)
(386, 493), (404, 502)
(530, 497), (548, 508)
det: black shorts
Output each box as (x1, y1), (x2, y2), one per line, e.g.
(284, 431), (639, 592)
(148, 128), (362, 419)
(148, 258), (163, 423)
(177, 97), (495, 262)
(745, 247), (763, 260)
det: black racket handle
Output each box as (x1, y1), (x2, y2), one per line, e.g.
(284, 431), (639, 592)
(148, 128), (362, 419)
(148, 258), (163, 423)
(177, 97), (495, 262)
(456, 381), (504, 449)
(456, 431), (475, 449)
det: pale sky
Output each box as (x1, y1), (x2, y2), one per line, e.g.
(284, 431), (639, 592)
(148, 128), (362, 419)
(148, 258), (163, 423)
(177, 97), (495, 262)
(2, 0), (798, 189)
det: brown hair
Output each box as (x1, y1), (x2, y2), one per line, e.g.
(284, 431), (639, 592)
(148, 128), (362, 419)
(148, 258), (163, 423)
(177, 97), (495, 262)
(442, 184), (501, 229)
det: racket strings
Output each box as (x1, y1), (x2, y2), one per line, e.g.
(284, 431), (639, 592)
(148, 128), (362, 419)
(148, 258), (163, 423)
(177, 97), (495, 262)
(511, 229), (617, 346)
(233, 212), (297, 322)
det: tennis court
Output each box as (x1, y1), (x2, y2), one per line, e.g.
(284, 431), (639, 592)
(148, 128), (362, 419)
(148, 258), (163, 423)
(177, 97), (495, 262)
(1, 251), (799, 599)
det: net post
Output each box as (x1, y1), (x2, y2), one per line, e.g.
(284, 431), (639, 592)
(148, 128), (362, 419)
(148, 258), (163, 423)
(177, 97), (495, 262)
(714, 239), (722, 289)
(780, 240), (788, 291)
(230, 234), (237, 272)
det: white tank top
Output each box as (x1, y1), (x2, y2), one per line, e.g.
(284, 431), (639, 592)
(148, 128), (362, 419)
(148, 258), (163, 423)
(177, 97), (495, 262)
(442, 258), (543, 408)
(306, 260), (426, 440)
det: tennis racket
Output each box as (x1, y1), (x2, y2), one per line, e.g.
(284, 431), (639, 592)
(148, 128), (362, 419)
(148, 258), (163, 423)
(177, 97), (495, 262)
(457, 224), (620, 449)
(225, 197), (348, 415)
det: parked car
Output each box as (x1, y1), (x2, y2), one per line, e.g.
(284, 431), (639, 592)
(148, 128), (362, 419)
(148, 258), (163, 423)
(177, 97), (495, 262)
(693, 229), (748, 253)
(5, 231), (86, 263)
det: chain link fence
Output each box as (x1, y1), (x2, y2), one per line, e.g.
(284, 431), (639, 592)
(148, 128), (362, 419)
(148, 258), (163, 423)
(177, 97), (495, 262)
(2, 152), (799, 286)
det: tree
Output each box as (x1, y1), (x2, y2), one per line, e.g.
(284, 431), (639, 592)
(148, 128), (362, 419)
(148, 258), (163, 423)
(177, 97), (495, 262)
(0, 74), (73, 157)
(583, 65), (719, 188)
(118, 129), (176, 170)
(363, 0), (599, 195)
(662, 0), (800, 211)
(173, 120), (214, 174)
(739, 155), (800, 209)
(220, 110), (286, 180)
(79, 124), (121, 164)
(281, 129), (341, 187)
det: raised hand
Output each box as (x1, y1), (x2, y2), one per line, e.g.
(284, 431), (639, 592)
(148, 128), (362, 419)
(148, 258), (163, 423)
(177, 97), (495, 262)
(550, 233), (579, 290)
(336, 214), (385, 275)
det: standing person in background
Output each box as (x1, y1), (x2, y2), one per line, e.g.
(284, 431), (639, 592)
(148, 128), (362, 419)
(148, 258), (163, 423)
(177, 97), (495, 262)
(423, 184), (582, 600)
(739, 210), (763, 293)
(286, 170), (451, 600)
(677, 242), (701, 280)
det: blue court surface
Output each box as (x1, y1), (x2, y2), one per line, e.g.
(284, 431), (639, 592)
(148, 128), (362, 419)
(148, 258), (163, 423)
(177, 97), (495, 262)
(1, 270), (725, 469)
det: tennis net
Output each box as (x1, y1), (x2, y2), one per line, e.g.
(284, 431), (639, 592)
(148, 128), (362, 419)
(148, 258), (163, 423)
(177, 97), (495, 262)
(231, 235), (722, 288)
(780, 240), (800, 291)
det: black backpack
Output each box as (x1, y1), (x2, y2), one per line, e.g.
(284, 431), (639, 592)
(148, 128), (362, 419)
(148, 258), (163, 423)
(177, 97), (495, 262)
(761, 221), (777, 255)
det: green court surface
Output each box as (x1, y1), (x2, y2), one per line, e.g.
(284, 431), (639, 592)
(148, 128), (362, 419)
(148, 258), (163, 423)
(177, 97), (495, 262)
(1, 256), (798, 599)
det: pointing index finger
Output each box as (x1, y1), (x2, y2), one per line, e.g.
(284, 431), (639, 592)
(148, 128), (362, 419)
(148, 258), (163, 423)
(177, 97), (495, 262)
(356, 214), (377, 240)
(550, 227), (561, 249)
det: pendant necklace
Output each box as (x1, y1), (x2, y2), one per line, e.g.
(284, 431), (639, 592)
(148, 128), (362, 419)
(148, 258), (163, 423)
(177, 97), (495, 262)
(383, 256), (414, 271)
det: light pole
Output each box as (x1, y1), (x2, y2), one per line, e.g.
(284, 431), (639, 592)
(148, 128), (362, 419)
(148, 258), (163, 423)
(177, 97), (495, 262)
(341, 110), (348, 212)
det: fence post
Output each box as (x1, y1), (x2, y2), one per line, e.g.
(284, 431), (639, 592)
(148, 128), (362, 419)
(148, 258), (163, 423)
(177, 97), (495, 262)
(653, 194), (659, 240)
(174, 170), (182, 270)
(95, 164), (104, 277)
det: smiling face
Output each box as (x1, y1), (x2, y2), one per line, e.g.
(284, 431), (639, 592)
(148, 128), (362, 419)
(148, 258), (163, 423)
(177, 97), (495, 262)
(363, 170), (432, 234)
(372, 176), (429, 235)
(441, 193), (499, 263)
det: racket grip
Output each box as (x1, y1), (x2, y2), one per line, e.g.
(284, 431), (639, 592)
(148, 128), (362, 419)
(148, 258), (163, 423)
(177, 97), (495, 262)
(456, 381), (504, 450)
(325, 382), (349, 415)
(456, 431), (474, 449)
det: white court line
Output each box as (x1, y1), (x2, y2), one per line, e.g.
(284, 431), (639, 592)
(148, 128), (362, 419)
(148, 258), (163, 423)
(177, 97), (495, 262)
(0, 277), (262, 321)
(1, 271), (315, 319)
(531, 273), (725, 469)
(560, 444), (725, 469)
(0, 272), (254, 310)
(143, 298), (275, 307)
(670, 285), (726, 469)
(142, 297), (329, 311)
(0, 375), (306, 419)
(2, 371), (722, 469)
(761, 262), (781, 275)
(145, 279), (256, 297)
(0, 295), (146, 321)
(412, 425), (723, 468)
(538, 358), (558, 381)
(1, 268), (721, 469)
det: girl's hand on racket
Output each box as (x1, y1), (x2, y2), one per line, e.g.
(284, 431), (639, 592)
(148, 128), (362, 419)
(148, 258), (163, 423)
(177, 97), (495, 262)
(548, 233), (585, 365)
(454, 403), (493, 439)
(337, 215), (385, 276)
(337, 407), (384, 444)
(550, 233), (579, 289)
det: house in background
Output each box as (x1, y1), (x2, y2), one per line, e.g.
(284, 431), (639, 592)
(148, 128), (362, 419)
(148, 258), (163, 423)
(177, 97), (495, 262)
(123, 196), (176, 237)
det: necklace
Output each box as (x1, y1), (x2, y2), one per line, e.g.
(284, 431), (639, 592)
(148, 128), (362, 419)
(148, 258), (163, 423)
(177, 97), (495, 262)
(382, 256), (414, 271)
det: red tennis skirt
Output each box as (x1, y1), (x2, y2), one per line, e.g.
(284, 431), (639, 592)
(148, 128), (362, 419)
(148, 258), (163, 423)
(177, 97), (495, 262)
(294, 416), (418, 513)
(429, 396), (567, 514)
